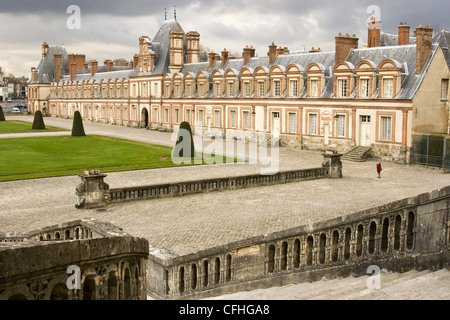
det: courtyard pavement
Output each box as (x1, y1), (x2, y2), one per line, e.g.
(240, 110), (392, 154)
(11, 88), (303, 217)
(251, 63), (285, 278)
(1, 115), (449, 299)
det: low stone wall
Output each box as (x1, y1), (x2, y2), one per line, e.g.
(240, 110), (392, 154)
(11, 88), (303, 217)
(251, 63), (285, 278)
(0, 220), (149, 300)
(146, 185), (450, 299)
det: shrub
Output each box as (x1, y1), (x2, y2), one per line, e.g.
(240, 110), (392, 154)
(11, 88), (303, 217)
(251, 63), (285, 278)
(173, 121), (195, 158)
(32, 110), (45, 129)
(0, 106), (5, 121)
(71, 111), (86, 136)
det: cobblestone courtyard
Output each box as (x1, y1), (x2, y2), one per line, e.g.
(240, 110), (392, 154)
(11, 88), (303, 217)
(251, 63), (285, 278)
(1, 116), (449, 299)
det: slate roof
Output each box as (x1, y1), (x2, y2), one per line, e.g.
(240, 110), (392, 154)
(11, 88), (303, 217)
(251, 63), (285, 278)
(29, 45), (68, 84)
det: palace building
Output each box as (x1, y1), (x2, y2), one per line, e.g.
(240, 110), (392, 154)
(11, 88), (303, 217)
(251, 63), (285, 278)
(27, 16), (450, 163)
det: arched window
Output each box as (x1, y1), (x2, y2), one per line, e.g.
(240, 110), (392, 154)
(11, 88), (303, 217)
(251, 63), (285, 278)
(381, 217), (390, 253)
(280, 241), (288, 270)
(344, 228), (351, 260)
(368, 221), (377, 255)
(293, 239), (301, 268)
(394, 215), (402, 251)
(306, 236), (314, 266)
(214, 258), (221, 284)
(124, 268), (131, 299)
(108, 271), (118, 300)
(406, 212), (415, 250)
(268, 244), (276, 273)
(226, 254), (232, 282)
(83, 275), (96, 300)
(191, 264), (197, 290)
(356, 225), (364, 257)
(65, 230), (71, 240)
(50, 283), (68, 300)
(179, 267), (185, 293)
(203, 260), (209, 287)
(319, 234), (326, 264)
(332, 230), (339, 262)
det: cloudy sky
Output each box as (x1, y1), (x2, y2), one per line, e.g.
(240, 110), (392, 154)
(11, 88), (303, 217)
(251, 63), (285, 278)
(0, 0), (449, 77)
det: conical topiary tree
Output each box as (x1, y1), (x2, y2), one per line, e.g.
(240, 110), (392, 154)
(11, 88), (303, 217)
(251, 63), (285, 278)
(32, 110), (45, 129)
(71, 111), (86, 136)
(173, 121), (196, 159)
(0, 106), (5, 121)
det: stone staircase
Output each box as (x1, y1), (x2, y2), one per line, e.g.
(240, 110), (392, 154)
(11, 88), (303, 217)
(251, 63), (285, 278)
(341, 146), (372, 162)
(206, 269), (450, 300)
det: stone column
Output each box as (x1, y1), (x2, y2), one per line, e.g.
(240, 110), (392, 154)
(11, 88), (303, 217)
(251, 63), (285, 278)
(75, 171), (110, 209)
(322, 152), (343, 178)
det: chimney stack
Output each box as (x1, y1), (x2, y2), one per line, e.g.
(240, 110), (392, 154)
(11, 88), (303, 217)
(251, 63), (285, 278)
(243, 45), (256, 65)
(415, 24), (433, 75)
(268, 42), (277, 64)
(90, 60), (98, 76)
(107, 60), (114, 72)
(124, 61), (129, 67)
(83, 62), (89, 73)
(208, 51), (216, 69)
(335, 33), (359, 63)
(309, 47), (322, 53)
(398, 22), (411, 46)
(31, 67), (37, 81)
(367, 17), (381, 48)
(42, 42), (49, 58)
(169, 29), (185, 73)
(133, 55), (139, 69)
(186, 31), (200, 63)
(53, 53), (62, 83)
(276, 46), (285, 56)
(69, 62), (77, 81)
(221, 49), (229, 69)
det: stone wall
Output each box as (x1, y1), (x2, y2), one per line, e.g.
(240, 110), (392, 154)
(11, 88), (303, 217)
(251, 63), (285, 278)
(0, 219), (149, 300)
(146, 185), (450, 299)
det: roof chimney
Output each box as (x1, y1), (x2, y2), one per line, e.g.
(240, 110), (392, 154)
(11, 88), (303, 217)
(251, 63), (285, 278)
(133, 54), (139, 69)
(90, 60), (98, 76)
(107, 60), (114, 72)
(69, 62), (77, 81)
(276, 46), (284, 56)
(42, 42), (49, 58)
(221, 49), (229, 69)
(268, 42), (277, 64)
(367, 17), (381, 48)
(243, 45), (256, 65)
(83, 62), (89, 73)
(208, 51), (216, 69)
(415, 24), (433, 75)
(398, 22), (410, 46)
(53, 53), (62, 83)
(186, 31), (200, 63)
(335, 33), (359, 63)
(123, 60), (129, 67)
(31, 67), (37, 81)
(309, 47), (322, 53)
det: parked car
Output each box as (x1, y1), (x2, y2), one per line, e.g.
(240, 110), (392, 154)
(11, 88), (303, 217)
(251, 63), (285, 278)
(12, 107), (20, 112)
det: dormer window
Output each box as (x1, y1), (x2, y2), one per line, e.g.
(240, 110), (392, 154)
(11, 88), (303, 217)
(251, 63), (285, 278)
(289, 80), (298, 97)
(165, 84), (170, 97)
(274, 80), (281, 97)
(215, 83), (221, 97)
(310, 79), (319, 97)
(244, 82), (250, 97)
(199, 83), (205, 97)
(338, 79), (348, 97)
(175, 84), (180, 97)
(258, 81), (265, 97)
(360, 78), (370, 98)
(378, 59), (402, 99)
(186, 83), (191, 97)
(382, 78), (394, 98)
(228, 82), (234, 97)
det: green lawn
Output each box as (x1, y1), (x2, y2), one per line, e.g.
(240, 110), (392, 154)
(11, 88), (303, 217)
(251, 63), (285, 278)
(0, 120), (69, 134)
(0, 135), (240, 182)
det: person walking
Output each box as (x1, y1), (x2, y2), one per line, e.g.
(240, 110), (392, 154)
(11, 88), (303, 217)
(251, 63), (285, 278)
(377, 162), (382, 178)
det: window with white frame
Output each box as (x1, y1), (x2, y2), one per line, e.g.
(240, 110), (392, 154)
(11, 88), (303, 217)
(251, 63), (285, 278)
(186, 84), (191, 97)
(131, 106), (137, 121)
(215, 82), (221, 97)
(258, 81), (265, 97)
(142, 82), (146, 97)
(360, 78), (370, 98)
(228, 82), (234, 97)
(230, 110), (237, 128)
(290, 80), (298, 97)
(164, 108), (169, 123)
(289, 112), (296, 133)
(244, 82), (250, 97)
(338, 79), (348, 97)
(309, 113), (318, 135)
(153, 83), (159, 97)
(380, 116), (392, 141)
(174, 108), (179, 123)
(383, 78), (394, 98)
(199, 83), (205, 97)
(165, 85), (170, 97)
(117, 107), (120, 120)
(198, 109), (204, 125)
(274, 80), (281, 97)
(185, 109), (191, 123)
(175, 84), (180, 97)
(441, 79), (449, 101)
(336, 114), (346, 137)
(123, 107), (128, 120)
(153, 107), (158, 122)
(310, 79), (319, 97)
(214, 109), (220, 127)
(243, 111), (250, 129)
